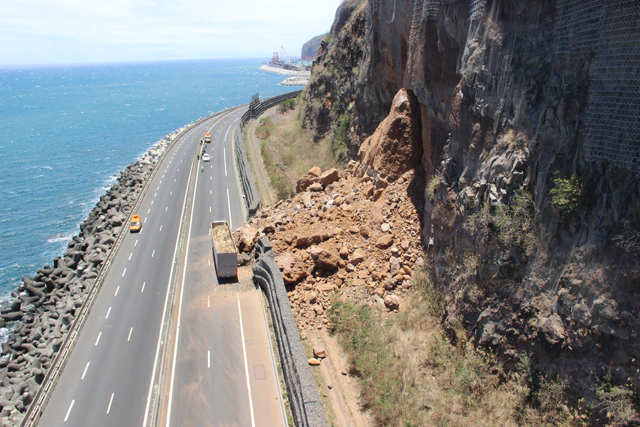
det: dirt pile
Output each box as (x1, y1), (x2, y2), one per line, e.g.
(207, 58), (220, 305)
(234, 160), (425, 331)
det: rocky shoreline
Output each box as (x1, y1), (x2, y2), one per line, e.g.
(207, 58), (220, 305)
(0, 121), (196, 425)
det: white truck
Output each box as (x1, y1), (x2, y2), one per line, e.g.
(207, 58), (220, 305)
(211, 220), (238, 279)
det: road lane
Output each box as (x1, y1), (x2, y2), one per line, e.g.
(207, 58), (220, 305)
(37, 112), (233, 427)
(161, 110), (286, 427)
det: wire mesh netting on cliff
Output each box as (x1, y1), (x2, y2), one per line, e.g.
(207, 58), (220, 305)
(370, 0), (640, 175)
(555, 0), (640, 175)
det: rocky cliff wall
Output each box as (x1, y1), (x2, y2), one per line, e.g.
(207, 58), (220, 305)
(302, 0), (640, 421)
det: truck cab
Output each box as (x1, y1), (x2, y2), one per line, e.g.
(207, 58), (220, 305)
(204, 134), (211, 143)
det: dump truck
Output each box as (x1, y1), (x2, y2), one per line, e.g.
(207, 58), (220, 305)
(204, 133), (211, 143)
(211, 220), (237, 279)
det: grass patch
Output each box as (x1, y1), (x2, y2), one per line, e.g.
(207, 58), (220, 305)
(254, 106), (342, 201)
(328, 288), (532, 426)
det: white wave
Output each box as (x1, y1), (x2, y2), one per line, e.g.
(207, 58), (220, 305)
(46, 231), (74, 244)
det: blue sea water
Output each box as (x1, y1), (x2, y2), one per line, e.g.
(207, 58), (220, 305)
(0, 58), (292, 301)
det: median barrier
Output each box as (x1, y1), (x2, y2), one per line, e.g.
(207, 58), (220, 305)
(252, 237), (328, 427)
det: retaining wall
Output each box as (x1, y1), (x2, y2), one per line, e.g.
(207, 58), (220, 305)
(252, 237), (328, 427)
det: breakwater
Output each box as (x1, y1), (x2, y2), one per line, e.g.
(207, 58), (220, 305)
(0, 115), (212, 426)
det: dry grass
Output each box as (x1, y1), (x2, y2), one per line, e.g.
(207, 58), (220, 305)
(327, 266), (594, 427)
(255, 106), (340, 201)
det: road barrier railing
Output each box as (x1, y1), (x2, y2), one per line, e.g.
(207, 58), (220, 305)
(235, 90), (302, 218)
(252, 237), (328, 427)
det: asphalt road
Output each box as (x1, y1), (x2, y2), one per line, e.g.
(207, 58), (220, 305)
(37, 109), (285, 427)
(159, 112), (285, 427)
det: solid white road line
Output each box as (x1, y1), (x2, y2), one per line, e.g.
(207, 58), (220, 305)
(165, 151), (201, 427)
(224, 148), (227, 176)
(81, 362), (90, 380)
(128, 327), (133, 342)
(141, 282), (146, 292)
(95, 332), (102, 346)
(64, 400), (75, 422)
(115, 286), (120, 296)
(106, 393), (114, 414)
(143, 155), (197, 427)
(224, 125), (231, 141)
(227, 188), (233, 230)
(106, 307), (111, 319)
(238, 299), (256, 427)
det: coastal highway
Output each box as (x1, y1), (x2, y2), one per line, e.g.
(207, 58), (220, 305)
(37, 109), (285, 427)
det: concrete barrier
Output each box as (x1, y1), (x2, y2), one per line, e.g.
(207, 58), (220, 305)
(252, 237), (328, 427)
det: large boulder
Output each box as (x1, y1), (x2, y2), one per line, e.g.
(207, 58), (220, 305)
(357, 88), (423, 179)
(308, 245), (341, 271)
(274, 252), (310, 285)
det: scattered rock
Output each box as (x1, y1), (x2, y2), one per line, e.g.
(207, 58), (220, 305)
(384, 294), (400, 310)
(313, 347), (327, 359)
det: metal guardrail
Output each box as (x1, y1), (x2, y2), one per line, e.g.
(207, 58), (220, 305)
(253, 237), (328, 427)
(235, 90), (302, 217)
(20, 111), (225, 427)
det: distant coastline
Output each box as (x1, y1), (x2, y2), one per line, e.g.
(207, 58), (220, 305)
(260, 64), (310, 86)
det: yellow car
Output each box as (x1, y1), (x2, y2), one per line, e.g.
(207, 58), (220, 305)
(130, 214), (142, 233)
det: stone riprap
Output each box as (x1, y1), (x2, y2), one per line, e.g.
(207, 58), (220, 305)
(0, 123), (193, 425)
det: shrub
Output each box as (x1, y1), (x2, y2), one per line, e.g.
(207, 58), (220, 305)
(550, 174), (583, 218)
(277, 98), (296, 114)
(465, 188), (534, 247)
(333, 112), (350, 160)
(427, 175), (441, 200)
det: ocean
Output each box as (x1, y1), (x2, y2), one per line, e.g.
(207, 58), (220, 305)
(0, 58), (292, 301)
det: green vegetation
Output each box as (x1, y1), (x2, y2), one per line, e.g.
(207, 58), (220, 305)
(427, 174), (441, 200)
(550, 174), (583, 218)
(328, 283), (534, 426)
(277, 97), (297, 114)
(595, 378), (639, 425)
(333, 113), (350, 161)
(255, 106), (341, 201)
(466, 188), (535, 247)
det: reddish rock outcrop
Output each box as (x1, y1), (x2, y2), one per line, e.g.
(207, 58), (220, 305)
(356, 88), (423, 180)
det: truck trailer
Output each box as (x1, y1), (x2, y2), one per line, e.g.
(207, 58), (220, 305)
(211, 220), (237, 279)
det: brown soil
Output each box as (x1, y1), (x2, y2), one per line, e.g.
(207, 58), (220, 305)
(243, 107), (377, 427)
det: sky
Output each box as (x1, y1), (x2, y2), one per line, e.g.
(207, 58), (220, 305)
(0, 0), (343, 65)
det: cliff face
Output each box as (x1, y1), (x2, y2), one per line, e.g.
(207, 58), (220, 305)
(301, 35), (324, 59)
(303, 0), (640, 418)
